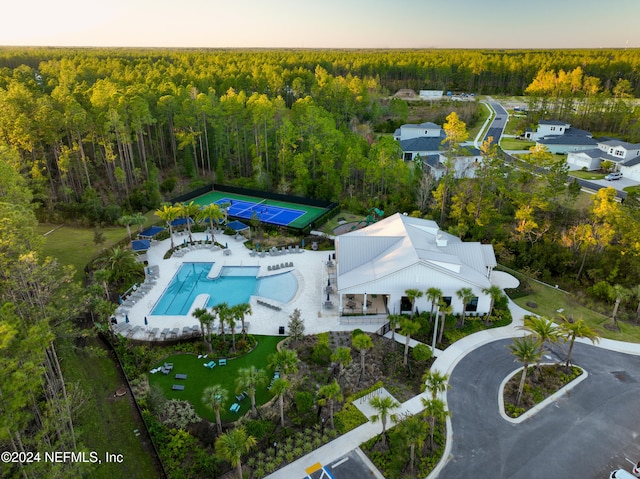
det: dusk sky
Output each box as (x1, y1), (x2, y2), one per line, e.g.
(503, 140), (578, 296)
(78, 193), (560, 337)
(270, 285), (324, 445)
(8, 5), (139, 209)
(1, 0), (638, 49)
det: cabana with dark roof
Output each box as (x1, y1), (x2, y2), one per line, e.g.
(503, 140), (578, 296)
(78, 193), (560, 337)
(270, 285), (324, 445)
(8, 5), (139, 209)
(170, 217), (194, 228)
(227, 221), (250, 233)
(138, 226), (165, 239)
(131, 239), (151, 252)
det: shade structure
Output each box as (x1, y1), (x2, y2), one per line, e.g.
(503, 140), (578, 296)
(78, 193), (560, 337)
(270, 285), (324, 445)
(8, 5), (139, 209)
(170, 217), (194, 227)
(138, 226), (165, 239)
(227, 220), (249, 232)
(131, 239), (151, 252)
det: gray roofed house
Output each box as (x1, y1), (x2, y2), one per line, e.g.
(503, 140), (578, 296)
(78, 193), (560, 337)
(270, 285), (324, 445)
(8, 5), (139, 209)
(525, 120), (595, 154)
(566, 138), (640, 178)
(395, 121), (482, 178)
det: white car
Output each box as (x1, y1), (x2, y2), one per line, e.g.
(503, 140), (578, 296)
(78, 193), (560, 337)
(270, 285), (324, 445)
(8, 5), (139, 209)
(610, 469), (636, 479)
(633, 461), (640, 477)
(605, 172), (623, 181)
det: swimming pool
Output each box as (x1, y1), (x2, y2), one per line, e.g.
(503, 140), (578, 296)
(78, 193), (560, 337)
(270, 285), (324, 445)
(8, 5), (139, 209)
(151, 263), (297, 316)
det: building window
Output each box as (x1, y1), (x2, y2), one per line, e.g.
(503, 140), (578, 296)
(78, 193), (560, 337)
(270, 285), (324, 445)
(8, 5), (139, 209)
(442, 296), (452, 307)
(615, 150), (624, 157)
(404, 153), (413, 161)
(550, 127), (555, 131)
(465, 297), (479, 312)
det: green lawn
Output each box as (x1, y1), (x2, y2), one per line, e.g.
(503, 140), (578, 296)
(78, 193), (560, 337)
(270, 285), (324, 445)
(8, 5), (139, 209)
(37, 212), (157, 281)
(149, 335), (282, 423)
(505, 271), (640, 343)
(468, 101), (492, 140)
(500, 138), (535, 150)
(60, 337), (159, 478)
(568, 170), (606, 180)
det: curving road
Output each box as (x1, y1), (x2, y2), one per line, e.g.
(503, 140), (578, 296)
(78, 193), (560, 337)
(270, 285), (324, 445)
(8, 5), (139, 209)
(440, 339), (640, 479)
(483, 101), (508, 146)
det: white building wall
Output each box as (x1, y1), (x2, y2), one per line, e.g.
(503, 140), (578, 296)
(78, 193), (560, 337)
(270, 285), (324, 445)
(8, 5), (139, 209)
(339, 263), (491, 316)
(566, 152), (600, 170)
(619, 165), (640, 182)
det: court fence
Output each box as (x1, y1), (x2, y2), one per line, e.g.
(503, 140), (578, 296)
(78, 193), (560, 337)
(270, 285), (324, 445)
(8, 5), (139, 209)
(170, 183), (340, 235)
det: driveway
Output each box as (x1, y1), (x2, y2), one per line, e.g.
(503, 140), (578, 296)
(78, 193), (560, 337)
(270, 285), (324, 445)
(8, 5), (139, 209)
(439, 339), (640, 479)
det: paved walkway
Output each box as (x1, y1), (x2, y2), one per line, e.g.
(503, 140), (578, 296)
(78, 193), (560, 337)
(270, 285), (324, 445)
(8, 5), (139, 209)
(266, 294), (640, 479)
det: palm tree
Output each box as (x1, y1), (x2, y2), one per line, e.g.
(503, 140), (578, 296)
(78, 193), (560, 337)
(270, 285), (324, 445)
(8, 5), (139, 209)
(437, 301), (453, 344)
(192, 307), (214, 352)
(369, 395), (399, 448)
(154, 204), (180, 249)
(267, 348), (299, 380)
(270, 377), (291, 427)
(117, 212), (146, 240)
(386, 313), (402, 342)
(215, 427), (257, 479)
(178, 201), (199, 243)
(610, 284), (630, 324)
(400, 319), (421, 366)
(202, 385), (228, 433)
(508, 336), (542, 406)
(520, 315), (560, 369)
(98, 245), (144, 287)
(425, 287), (442, 323)
(482, 285), (504, 323)
(213, 302), (230, 346)
(558, 316), (600, 368)
(421, 397), (448, 448)
(317, 380), (343, 430)
(352, 333), (373, 382)
(197, 203), (225, 244)
(398, 414), (427, 474)
(232, 302), (252, 336)
(405, 288), (423, 318)
(93, 268), (110, 299)
(422, 369), (450, 401)
(235, 366), (268, 416)
(331, 346), (352, 379)
(456, 287), (475, 327)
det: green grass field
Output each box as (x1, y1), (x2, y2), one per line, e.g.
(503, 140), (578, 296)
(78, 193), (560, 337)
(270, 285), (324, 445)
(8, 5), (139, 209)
(500, 138), (535, 150)
(149, 335), (282, 422)
(192, 190), (329, 229)
(505, 270), (640, 343)
(568, 170), (606, 180)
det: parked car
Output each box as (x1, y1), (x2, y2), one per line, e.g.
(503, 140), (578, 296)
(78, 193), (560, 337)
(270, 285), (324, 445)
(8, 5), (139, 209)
(610, 469), (637, 479)
(605, 172), (623, 181)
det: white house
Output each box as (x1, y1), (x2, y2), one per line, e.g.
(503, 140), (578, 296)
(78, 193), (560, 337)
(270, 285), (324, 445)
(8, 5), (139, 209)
(394, 121), (482, 177)
(567, 139), (640, 178)
(423, 148), (483, 180)
(525, 120), (597, 154)
(335, 213), (497, 317)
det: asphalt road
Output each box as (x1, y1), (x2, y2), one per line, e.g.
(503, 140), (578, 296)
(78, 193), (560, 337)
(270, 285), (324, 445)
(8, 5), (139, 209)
(483, 101), (509, 146)
(440, 339), (640, 479)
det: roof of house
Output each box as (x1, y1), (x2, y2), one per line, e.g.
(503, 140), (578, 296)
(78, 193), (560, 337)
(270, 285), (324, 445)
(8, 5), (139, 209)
(539, 120), (571, 126)
(538, 135), (597, 146)
(401, 121), (441, 130)
(400, 136), (445, 153)
(570, 148), (621, 163)
(599, 139), (640, 150)
(335, 213), (496, 291)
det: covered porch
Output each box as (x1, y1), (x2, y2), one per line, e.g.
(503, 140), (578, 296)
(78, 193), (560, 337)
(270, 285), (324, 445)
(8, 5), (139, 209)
(339, 293), (388, 316)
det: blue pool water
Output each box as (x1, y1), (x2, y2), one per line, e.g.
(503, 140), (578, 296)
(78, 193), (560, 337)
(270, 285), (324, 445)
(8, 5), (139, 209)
(151, 263), (297, 316)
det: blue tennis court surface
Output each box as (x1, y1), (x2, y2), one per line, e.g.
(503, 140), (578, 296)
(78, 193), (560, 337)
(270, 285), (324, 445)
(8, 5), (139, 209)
(214, 197), (306, 226)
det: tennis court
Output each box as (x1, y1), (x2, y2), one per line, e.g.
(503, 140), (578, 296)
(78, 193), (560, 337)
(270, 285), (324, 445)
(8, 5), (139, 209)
(214, 197), (305, 226)
(191, 189), (330, 230)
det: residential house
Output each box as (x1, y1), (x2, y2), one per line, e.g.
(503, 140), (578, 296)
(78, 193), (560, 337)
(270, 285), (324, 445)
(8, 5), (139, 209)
(394, 121), (482, 178)
(567, 139), (640, 179)
(335, 213), (497, 317)
(525, 120), (597, 154)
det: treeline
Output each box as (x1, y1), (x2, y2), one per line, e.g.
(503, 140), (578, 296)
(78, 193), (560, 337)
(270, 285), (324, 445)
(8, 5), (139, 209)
(0, 147), (88, 478)
(0, 47), (638, 227)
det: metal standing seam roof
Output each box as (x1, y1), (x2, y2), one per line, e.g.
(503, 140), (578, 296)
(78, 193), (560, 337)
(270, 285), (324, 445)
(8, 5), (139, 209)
(336, 213), (496, 291)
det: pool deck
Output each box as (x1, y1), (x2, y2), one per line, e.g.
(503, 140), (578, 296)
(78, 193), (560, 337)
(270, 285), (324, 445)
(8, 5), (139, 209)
(113, 231), (381, 340)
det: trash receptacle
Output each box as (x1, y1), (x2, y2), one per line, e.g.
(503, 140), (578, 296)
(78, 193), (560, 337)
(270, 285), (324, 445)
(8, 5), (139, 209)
(279, 326), (285, 335)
